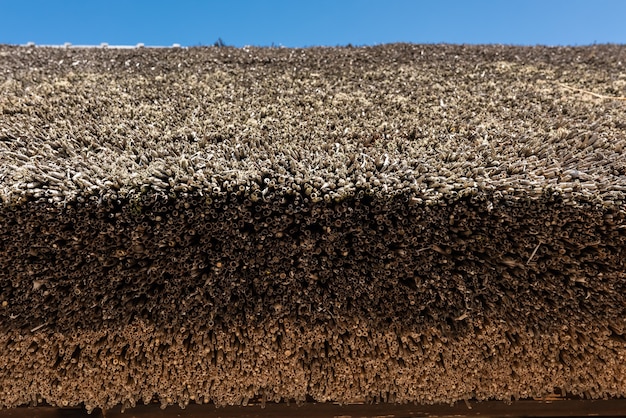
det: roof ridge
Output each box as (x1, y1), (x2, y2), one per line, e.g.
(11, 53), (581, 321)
(21, 41), (184, 49)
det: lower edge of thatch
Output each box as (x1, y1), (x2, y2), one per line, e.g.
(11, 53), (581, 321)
(1, 316), (624, 412)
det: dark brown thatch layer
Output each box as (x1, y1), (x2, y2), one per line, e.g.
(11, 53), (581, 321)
(0, 44), (625, 411)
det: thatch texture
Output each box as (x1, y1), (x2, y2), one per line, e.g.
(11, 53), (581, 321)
(0, 44), (625, 411)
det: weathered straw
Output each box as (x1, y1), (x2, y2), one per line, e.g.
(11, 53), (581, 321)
(0, 43), (625, 411)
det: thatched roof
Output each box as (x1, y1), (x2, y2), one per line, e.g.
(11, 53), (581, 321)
(0, 44), (625, 411)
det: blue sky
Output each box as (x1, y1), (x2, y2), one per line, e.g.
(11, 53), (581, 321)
(1, 0), (625, 47)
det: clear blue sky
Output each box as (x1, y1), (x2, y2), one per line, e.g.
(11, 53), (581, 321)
(1, 0), (625, 47)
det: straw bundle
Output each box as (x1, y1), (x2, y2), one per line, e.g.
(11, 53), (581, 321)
(0, 44), (625, 411)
